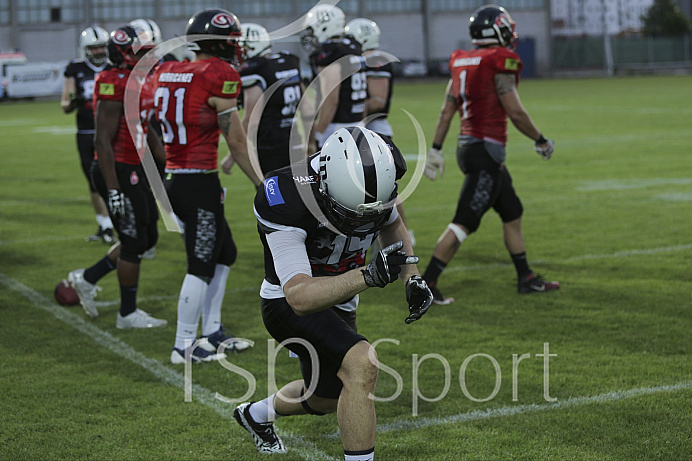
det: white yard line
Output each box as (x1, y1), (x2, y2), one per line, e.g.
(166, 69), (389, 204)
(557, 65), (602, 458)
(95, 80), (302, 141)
(375, 381), (692, 434)
(0, 273), (336, 461)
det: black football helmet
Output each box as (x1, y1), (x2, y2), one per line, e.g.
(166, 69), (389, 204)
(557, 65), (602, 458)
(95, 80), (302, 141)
(107, 25), (155, 68)
(469, 4), (518, 51)
(186, 9), (245, 66)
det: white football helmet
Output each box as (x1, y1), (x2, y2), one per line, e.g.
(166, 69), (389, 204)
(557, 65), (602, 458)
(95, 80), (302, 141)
(302, 4), (345, 49)
(345, 18), (380, 51)
(318, 127), (398, 237)
(79, 26), (109, 65)
(129, 18), (162, 45)
(242, 23), (272, 59)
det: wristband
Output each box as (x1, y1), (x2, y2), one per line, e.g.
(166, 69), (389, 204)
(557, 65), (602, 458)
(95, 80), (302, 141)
(432, 143), (442, 150)
(535, 134), (547, 145)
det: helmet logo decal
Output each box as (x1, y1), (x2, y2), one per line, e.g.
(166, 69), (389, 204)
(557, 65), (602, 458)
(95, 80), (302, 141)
(112, 29), (130, 45)
(211, 13), (235, 28)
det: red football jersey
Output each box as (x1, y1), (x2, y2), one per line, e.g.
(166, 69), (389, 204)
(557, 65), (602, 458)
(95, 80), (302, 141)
(154, 57), (241, 170)
(448, 47), (523, 145)
(93, 68), (154, 165)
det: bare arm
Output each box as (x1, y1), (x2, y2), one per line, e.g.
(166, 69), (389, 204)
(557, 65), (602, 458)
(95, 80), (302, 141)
(432, 79), (458, 147)
(147, 127), (166, 166)
(283, 270), (369, 316)
(94, 99), (122, 190)
(495, 73), (542, 142)
(364, 75), (388, 116)
(313, 64), (340, 136)
(60, 77), (77, 113)
(208, 95), (262, 185)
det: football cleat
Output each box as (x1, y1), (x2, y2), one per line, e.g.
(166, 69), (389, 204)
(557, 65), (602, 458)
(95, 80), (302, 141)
(199, 325), (250, 353)
(430, 285), (454, 305)
(67, 269), (101, 318)
(100, 228), (116, 245)
(170, 343), (226, 365)
(233, 402), (287, 454)
(141, 246), (156, 260)
(517, 273), (560, 294)
(116, 309), (168, 329)
(85, 227), (102, 242)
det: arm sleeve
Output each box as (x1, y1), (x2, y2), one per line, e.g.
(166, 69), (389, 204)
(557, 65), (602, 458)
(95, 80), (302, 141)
(265, 229), (312, 287)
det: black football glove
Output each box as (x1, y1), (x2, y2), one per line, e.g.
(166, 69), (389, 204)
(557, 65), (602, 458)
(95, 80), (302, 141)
(362, 241), (418, 288)
(405, 275), (433, 324)
(107, 189), (125, 220)
(70, 95), (87, 110)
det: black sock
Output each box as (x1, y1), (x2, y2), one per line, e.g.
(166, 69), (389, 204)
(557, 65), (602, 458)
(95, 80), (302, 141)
(511, 252), (532, 279)
(120, 286), (138, 317)
(84, 256), (116, 285)
(422, 256), (447, 287)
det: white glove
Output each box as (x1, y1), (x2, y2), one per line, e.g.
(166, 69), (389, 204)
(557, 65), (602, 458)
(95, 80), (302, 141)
(424, 147), (444, 181)
(534, 136), (555, 160)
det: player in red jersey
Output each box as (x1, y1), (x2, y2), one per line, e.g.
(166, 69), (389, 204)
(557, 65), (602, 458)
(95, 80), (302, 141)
(67, 24), (167, 329)
(154, 8), (262, 364)
(422, 4), (559, 301)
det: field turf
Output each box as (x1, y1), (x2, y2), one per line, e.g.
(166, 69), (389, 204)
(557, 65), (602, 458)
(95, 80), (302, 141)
(1, 75), (691, 460)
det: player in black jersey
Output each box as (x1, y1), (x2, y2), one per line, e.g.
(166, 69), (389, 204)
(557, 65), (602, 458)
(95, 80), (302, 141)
(61, 26), (115, 244)
(300, 4), (367, 149)
(346, 18), (416, 248)
(232, 127), (432, 461)
(237, 23), (307, 175)
(62, 26), (115, 241)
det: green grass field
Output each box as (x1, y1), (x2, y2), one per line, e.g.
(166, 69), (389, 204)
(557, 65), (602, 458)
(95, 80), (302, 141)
(1, 75), (691, 460)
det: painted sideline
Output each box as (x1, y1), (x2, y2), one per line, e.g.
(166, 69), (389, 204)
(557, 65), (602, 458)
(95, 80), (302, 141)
(0, 273), (337, 461)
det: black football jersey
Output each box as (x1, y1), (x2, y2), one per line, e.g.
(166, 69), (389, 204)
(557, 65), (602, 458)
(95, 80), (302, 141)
(254, 155), (380, 287)
(63, 59), (110, 132)
(238, 51), (303, 173)
(310, 37), (367, 123)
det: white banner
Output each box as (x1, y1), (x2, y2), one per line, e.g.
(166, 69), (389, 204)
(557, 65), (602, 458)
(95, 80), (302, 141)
(5, 61), (67, 98)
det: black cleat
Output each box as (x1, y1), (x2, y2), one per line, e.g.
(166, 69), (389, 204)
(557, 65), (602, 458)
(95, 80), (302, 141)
(233, 402), (286, 454)
(517, 273), (560, 294)
(430, 285), (454, 305)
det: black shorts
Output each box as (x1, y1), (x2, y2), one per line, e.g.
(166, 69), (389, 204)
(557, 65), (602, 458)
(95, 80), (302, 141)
(261, 296), (367, 400)
(91, 161), (158, 261)
(452, 142), (523, 233)
(76, 133), (96, 191)
(165, 172), (236, 278)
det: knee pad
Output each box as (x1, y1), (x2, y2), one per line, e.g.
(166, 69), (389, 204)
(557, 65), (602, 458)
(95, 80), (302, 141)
(119, 248), (143, 264)
(444, 223), (469, 244)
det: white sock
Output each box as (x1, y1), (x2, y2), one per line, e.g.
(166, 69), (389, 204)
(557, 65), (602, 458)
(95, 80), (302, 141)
(249, 393), (279, 423)
(344, 449), (374, 461)
(202, 264), (230, 336)
(174, 274), (208, 350)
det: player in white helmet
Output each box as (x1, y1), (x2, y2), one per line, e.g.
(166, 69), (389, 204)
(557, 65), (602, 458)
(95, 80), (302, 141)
(61, 26), (115, 244)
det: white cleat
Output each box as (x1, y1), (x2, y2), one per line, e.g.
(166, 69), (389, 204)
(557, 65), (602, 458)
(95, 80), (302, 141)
(116, 309), (168, 329)
(68, 269), (101, 318)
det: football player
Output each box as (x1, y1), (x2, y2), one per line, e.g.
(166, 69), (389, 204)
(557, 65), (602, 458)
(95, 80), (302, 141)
(422, 4), (559, 302)
(301, 4), (367, 149)
(61, 26), (115, 244)
(68, 24), (167, 329)
(237, 22), (308, 175)
(154, 9), (262, 364)
(345, 17), (416, 247)
(233, 127), (432, 460)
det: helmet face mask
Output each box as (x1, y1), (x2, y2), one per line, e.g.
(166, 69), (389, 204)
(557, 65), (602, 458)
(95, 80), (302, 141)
(469, 4), (518, 51)
(80, 26), (109, 65)
(186, 9), (246, 66)
(107, 25), (155, 69)
(317, 127), (398, 237)
(241, 23), (272, 59)
(345, 18), (381, 51)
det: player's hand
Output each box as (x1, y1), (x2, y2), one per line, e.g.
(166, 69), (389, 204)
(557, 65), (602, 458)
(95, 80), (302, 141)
(362, 241), (419, 288)
(70, 95), (87, 110)
(221, 153), (234, 174)
(405, 275), (433, 324)
(424, 147), (444, 181)
(534, 136), (554, 160)
(107, 189), (125, 220)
